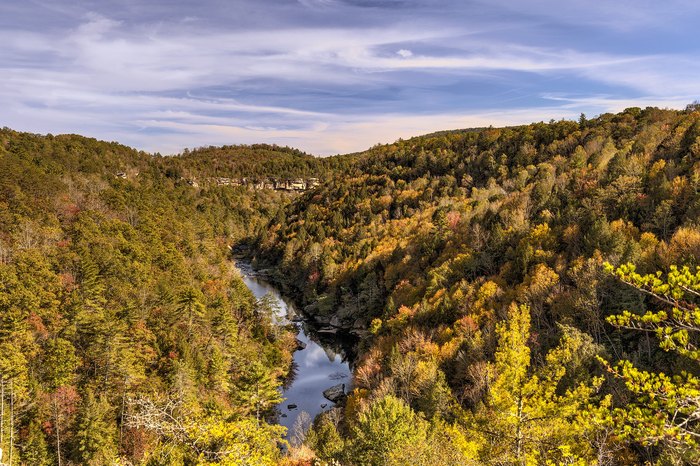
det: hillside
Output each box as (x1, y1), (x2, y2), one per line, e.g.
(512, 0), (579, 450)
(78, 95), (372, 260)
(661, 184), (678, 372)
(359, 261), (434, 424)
(255, 107), (700, 465)
(161, 144), (348, 189)
(2, 107), (699, 465)
(0, 128), (326, 465)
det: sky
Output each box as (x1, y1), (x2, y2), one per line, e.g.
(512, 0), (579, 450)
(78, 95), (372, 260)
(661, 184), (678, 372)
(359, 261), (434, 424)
(1, 0), (699, 156)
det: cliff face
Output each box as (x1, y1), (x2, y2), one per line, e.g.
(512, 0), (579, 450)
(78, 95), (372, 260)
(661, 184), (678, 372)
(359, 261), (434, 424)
(195, 176), (321, 190)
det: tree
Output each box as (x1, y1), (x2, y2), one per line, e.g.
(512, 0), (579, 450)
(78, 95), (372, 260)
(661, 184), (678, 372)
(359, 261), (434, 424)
(305, 410), (345, 462)
(474, 303), (609, 465)
(579, 113), (588, 127)
(175, 288), (206, 337)
(603, 263), (700, 462)
(42, 338), (79, 466)
(348, 394), (430, 466)
(0, 341), (29, 465)
(21, 418), (52, 466)
(125, 395), (284, 465)
(232, 361), (283, 422)
(73, 388), (117, 465)
(195, 417), (284, 466)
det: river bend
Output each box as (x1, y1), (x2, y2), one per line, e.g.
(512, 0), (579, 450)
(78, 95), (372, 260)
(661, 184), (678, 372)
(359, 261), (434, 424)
(235, 262), (352, 436)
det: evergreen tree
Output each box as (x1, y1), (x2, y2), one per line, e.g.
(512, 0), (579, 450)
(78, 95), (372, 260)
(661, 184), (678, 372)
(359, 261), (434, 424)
(348, 394), (429, 466)
(232, 361), (283, 422)
(73, 388), (117, 465)
(175, 287), (206, 337)
(474, 303), (609, 465)
(603, 263), (700, 463)
(21, 419), (52, 466)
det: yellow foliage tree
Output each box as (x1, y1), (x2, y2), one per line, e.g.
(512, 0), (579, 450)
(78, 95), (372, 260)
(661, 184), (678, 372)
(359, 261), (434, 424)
(472, 303), (610, 465)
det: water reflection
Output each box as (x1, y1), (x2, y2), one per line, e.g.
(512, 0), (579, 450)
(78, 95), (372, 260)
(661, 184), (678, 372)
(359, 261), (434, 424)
(235, 262), (352, 435)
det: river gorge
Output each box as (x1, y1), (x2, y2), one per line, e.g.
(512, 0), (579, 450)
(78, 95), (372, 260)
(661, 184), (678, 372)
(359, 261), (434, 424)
(235, 262), (354, 438)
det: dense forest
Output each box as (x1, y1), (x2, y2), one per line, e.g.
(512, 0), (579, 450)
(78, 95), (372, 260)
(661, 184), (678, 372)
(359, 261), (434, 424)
(0, 130), (331, 465)
(1, 106), (699, 466)
(161, 144), (343, 182)
(255, 107), (700, 465)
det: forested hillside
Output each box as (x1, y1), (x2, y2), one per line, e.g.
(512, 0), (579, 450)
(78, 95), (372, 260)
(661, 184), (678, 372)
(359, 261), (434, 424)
(2, 106), (699, 466)
(163, 144), (354, 184)
(256, 107), (700, 465)
(0, 129), (325, 465)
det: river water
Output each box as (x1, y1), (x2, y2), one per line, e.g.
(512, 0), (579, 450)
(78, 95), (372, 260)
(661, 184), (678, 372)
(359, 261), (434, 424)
(235, 262), (352, 437)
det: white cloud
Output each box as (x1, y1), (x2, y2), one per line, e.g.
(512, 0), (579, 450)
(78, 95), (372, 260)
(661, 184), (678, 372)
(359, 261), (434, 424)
(298, 0), (337, 8)
(0, 3), (698, 157)
(1, 15), (657, 98)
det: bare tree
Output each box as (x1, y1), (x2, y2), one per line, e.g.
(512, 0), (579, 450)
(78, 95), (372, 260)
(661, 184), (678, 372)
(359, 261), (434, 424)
(291, 411), (312, 447)
(124, 396), (195, 447)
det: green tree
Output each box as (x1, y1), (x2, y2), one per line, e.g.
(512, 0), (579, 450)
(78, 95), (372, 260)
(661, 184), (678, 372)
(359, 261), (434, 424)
(175, 287), (206, 337)
(474, 303), (608, 465)
(21, 418), (52, 466)
(347, 394), (430, 466)
(73, 388), (117, 465)
(43, 338), (78, 390)
(305, 411), (345, 462)
(603, 263), (700, 463)
(232, 361), (283, 422)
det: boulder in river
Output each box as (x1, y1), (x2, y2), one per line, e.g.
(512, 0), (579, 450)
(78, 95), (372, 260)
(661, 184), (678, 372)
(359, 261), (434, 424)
(287, 404), (297, 410)
(295, 339), (307, 350)
(323, 383), (346, 403)
(320, 403), (327, 409)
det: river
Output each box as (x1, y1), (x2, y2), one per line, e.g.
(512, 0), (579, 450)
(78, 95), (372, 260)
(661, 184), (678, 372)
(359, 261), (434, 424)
(235, 262), (353, 437)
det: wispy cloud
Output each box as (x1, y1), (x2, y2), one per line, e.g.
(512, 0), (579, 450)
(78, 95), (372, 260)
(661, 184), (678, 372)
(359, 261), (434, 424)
(0, 1), (698, 155)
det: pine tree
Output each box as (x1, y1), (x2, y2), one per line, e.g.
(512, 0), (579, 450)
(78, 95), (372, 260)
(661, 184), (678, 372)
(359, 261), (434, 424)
(21, 419), (52, 466)
(73, 388), (118, 465)
(474, 303), (608, 465)
(603, 263), (700, 463)
(175, 288), (206, 337)
(232, 361), (283, 422)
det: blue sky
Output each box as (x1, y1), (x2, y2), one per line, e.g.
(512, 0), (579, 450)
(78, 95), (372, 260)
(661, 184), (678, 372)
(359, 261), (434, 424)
(1, 0), (699, 155)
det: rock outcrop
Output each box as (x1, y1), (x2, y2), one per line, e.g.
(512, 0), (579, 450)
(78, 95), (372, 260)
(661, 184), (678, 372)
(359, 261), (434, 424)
(322, 383), (346, 403)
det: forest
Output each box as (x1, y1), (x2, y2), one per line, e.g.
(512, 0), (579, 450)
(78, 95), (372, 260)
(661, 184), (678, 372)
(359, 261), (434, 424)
(0, 129), (330, 465)
(255, 106), (700, 466)
(0, 105), (699, 466)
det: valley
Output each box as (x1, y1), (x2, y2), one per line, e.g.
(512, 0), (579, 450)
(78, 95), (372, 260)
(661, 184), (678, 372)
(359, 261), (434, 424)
(235, 261), (352, 441)
(1, 106), (700, 465)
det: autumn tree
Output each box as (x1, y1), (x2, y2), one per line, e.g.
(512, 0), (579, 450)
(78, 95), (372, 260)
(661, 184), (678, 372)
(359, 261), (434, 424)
(473, 303), (610, 465)
(603, 263), (700, 463)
